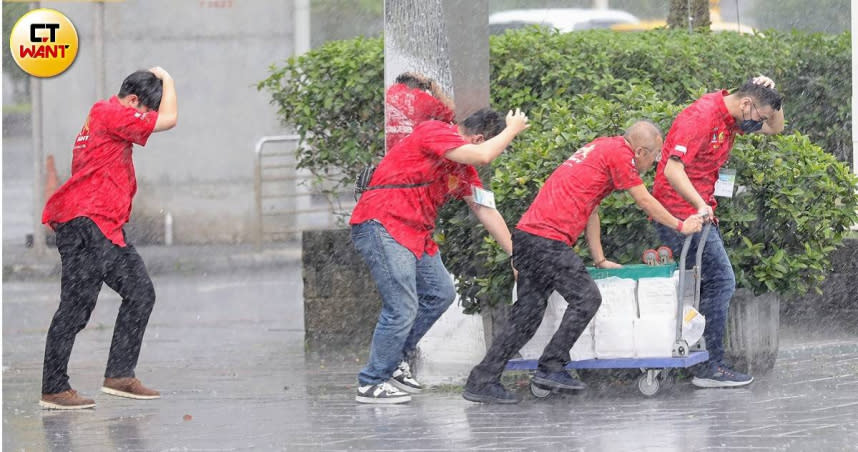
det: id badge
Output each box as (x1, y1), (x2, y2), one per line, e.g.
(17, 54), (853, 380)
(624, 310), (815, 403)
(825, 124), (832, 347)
(472, 186), (496, 209)
(714, 168), (736, 198)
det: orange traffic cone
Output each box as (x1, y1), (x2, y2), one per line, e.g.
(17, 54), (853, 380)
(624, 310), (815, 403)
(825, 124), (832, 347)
(45, 154), (59, 200)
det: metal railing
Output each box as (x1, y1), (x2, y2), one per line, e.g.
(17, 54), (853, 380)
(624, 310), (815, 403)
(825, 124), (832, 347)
(253, 135), (354, 249)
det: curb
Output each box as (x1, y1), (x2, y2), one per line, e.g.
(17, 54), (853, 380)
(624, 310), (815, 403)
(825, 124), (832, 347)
(2, 244), (302, 281)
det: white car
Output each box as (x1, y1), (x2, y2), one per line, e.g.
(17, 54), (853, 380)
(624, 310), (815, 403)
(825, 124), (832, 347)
(489, 8), (640, 35)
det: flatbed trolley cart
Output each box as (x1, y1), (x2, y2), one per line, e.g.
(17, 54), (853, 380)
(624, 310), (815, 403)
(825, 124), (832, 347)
(506, 224), (712, 397)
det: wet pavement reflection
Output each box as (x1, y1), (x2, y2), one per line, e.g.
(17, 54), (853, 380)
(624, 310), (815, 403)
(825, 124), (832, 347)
(4, 266), (858, 451)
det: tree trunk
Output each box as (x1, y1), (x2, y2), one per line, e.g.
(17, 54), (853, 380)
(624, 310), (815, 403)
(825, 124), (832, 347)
(667, 0), (711, 31)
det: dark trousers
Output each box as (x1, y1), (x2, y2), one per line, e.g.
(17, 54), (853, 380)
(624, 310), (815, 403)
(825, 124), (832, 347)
(42, 217), (156, 394)
(466, 229), (602, 389)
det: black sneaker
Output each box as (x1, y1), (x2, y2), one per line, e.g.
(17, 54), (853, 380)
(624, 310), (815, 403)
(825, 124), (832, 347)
(691, 362), (753, 388)
(355, 382), (411, 404)
(390, 361), (422, 394)
(462, 383), (521, 404)
(531, 370), (587, 391)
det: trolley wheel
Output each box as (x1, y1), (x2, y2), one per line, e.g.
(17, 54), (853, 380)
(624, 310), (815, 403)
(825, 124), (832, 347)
(637, 370), (661, 397)
(530, 382), (552, 399)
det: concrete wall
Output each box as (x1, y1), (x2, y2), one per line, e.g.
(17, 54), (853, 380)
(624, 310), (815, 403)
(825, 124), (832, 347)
(37, 0), (293, 244)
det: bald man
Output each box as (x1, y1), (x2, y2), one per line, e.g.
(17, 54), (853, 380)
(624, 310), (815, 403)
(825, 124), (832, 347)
(464, 121), (704, 404)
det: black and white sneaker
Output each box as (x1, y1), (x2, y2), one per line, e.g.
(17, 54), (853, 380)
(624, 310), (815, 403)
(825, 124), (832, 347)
(691, 362), (754, 388)
(390, 361), (423, 394)
(355, 382), (411, 404)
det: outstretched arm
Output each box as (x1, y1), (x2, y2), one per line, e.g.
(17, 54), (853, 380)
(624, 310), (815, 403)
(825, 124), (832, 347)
(662, 158), (713, 221)
(585, 210), (622, 269)
(150, 66), (178, 132)
(626, 184), (702, 235)
(465, 197), (512, 255)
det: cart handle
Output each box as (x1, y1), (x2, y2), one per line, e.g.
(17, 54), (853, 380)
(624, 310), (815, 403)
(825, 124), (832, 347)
(677, 219), (712, 309)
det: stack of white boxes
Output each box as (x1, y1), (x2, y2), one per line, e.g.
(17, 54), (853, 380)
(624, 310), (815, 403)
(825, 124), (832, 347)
(634, 276), (679, 357)
(593, 277), (638, 358)
(517, 288), (567, 360)
(518, 272), (682, 361)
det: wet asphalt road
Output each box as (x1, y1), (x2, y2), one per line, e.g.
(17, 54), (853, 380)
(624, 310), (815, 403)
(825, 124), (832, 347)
(4, 264), (858, 451)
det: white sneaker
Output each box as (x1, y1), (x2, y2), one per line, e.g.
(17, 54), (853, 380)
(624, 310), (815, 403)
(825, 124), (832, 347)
(355, 382), (411, 404)
(390, 361), (423, 394)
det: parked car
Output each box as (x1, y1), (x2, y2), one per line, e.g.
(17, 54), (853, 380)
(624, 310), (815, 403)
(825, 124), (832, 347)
(488, 8), (640, 35)
(610, 8), (756, 34)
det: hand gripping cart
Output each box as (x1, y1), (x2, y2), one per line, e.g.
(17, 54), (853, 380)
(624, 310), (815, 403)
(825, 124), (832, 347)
(506, 223), (712, 397)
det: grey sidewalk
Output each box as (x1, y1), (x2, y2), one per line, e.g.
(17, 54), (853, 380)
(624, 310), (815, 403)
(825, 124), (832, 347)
(4, 262), (858, 451)
(2, 239), (303, 280)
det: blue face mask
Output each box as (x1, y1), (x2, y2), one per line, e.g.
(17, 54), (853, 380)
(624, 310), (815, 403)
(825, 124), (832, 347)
(740, 103), (764, 133)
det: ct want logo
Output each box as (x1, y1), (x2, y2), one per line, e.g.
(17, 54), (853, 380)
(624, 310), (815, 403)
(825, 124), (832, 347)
(9, 8), (79, 78)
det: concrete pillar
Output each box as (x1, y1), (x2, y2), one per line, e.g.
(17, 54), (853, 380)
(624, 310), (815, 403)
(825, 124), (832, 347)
(29, 1), (45, 255)
(30, 72), (45, 255)
(94, 2), (105, 100)
(383, 0), (489, 122)
(294, 0), (310, 56)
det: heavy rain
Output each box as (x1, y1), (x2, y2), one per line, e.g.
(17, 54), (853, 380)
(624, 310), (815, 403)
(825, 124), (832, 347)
(3, 0), (857, 450)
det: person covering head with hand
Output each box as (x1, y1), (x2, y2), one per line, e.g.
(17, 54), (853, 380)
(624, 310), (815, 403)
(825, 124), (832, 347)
(39, 67), (178, 410)
(385, 72), (457, 150)
(350, 107), (529, 404)
(652, 75), (784, 389)
(464, 120), (703, 404)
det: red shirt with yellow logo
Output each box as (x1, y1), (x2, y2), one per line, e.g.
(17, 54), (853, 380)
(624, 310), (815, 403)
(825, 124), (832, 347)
(350, 120), (481, 257)
(653, 90), (739, 219)
(42, 96), (158, 247)
(517, 136), (643, 246)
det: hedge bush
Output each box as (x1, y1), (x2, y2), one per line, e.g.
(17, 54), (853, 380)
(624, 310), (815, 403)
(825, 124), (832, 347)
(259, 28), (857, 312)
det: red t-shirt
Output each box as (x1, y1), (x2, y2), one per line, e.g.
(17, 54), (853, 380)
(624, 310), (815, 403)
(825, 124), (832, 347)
(517, 136), (643, 246)
(653, 90), (739, 219)
(350, 120), (481, 257)
(42, 96), (158, 247)
(385, 83), (455, 150)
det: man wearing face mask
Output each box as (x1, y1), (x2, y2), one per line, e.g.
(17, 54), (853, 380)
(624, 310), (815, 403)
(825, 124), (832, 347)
(653, 75), (784, 389)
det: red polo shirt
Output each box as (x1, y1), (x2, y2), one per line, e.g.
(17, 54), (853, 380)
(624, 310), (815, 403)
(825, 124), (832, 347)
(517, 136), (643, 246)
(385, 83), (455, 150)
(350, 120), (481, 257)
(653, 90), (740, 219)
(42, 96), (158, 247)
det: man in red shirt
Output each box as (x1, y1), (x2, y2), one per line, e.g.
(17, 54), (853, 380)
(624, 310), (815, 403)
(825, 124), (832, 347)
(464, 121), (703, 404)
(39, 67), (178, 409)
(653, 76), (784, 388)
(351, 108), (529, 404)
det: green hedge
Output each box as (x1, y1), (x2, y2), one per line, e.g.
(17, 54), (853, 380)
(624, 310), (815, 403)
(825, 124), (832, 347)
(259, 28), (857, 312)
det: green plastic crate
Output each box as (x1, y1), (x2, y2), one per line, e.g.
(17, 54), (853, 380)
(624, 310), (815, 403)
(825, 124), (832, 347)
(587, 263), (676, 281)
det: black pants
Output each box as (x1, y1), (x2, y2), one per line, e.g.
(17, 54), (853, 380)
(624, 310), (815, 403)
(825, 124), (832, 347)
(466, 229), (602, 389)
(42, 217), (156, 394)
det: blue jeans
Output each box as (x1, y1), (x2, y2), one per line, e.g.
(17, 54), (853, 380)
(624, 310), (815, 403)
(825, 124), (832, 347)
(655, 223), (735, 364)
(351, 220), (456, 386)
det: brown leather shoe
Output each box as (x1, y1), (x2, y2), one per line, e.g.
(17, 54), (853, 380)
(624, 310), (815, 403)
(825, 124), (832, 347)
(39, 389), (96, 410)
(101, 377), (160, 400)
